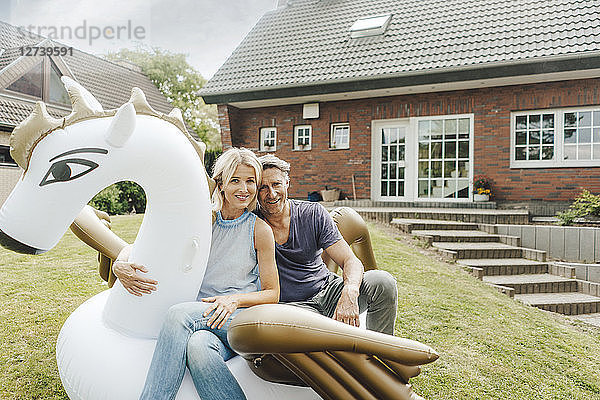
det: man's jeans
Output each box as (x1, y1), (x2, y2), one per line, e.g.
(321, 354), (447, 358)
(288, 270), (398, 334)
(139, 302), (246, 400)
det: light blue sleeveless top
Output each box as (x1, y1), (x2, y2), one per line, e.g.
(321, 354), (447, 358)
(196, 210), (260, 300)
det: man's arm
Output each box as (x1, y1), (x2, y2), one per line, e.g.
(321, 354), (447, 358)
(324, 239), (364, 327)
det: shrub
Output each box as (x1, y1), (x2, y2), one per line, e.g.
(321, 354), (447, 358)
(204, 148), (222, 176)
(89, 185), (128, 215)
(116, 181), (146, 214)
(89, 181), (146, 215)
(556, 189), (600, 225)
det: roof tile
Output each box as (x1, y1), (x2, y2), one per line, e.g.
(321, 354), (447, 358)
(201, 0), (600, 96)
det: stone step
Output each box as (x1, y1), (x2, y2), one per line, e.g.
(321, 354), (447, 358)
(412, 230), (502, 243)
(391, 218), (479, 233)
(357, 207), (529, 224)
(571, 313), (600, 327)
(483, 274), (577, 295)
(457, 258), (549, 277)
(433, 242), (526, 259)
(515, 292), (600, 315)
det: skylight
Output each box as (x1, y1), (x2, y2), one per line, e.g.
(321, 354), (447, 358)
(350, 14), (392, 38)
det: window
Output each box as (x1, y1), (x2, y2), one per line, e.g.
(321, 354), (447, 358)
(48, 60), (70, 106)
(7, 61), (43, 98)
(563, 110), (600, 161)
(0, 145), (17, 166)
(380, 126), (406, 197)
(350, 14), (392, 38)
(330, 123), (350, 149)
(511, 107), (600, 167)
(417, 116), (471, 199)
(514, 113), (555, 162)
(260, 127), (276, 151)
(294, 125), (312, 150)
(5, 57), (70, 106)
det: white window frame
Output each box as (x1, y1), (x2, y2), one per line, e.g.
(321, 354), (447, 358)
(371, 119), (411, 201)
(259, 127), (277, 152)
(412, 114), (474, 202)
(293, 125), (312, 151)
(370, 114), (474, 203)
(511, 106), (600, 168)
(330, 123), (350, 150)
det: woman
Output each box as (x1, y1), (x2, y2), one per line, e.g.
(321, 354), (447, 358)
(113, 148), (279, 400)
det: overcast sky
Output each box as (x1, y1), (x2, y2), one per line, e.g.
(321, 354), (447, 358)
(3, 0), (277, 79)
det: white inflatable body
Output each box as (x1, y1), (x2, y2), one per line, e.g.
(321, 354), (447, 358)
(0, 77), (320, 399)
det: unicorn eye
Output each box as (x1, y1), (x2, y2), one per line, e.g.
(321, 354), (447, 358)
(39, 158), (99, 187)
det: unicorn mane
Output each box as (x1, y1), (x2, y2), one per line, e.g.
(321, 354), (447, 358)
(10, 79), (209, 182)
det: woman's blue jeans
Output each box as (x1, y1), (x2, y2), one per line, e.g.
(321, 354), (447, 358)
(139, 302), (247, 400)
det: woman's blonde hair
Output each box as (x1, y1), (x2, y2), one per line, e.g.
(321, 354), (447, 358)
(211, 147), (262, 212)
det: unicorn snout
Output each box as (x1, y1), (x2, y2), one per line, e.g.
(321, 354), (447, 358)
(0, 227), (46, 254)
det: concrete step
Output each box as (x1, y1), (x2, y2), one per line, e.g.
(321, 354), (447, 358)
(357, 207), (529, 224)
(515, 292), (600, 315)
(391, 218), (479, 233)
(433, 242), (534, 260)
(457, 258), (549, 277)
(483, 274), (577, 295)
(412, 230), (502, 243)
(571, 313), (600, 327)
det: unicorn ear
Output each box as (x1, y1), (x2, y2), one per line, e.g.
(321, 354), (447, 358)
(105, 103), (136, 147)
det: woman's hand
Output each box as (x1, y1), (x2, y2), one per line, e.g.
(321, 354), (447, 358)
(113, 260), (158, 297)
(201, 295), (240, 329)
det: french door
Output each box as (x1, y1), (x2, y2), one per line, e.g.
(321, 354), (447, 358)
(372, 115), (473, 202)
(372, 120), (411, 200)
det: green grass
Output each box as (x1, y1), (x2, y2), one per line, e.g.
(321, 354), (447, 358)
(1, 215), (599, 399)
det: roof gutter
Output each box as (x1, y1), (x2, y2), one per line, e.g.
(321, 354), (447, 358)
(201, 54), (600, 105)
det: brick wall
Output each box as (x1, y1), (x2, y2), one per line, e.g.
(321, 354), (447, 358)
(0, 131), (22, 206)
(217, 78), (600, 202)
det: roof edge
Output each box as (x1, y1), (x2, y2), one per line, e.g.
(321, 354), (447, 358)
(201, 54), (600, 105)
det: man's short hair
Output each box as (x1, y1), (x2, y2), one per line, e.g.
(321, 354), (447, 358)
(258, 154), (290, 176)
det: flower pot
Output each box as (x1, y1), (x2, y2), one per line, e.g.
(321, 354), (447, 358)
(473, 193), (490, 202)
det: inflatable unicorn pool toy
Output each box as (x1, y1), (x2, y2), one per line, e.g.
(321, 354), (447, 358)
(0, 77), (438, 400)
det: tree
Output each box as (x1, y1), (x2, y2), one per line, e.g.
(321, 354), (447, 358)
(104, 47), (221, 150)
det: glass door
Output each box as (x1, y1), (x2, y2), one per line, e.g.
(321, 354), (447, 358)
(417, 116), (472, 200)
(372, 120), (410, 200)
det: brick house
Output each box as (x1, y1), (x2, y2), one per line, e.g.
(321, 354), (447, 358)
(200, 0), (600, 211)
(0, 21), (173, 205)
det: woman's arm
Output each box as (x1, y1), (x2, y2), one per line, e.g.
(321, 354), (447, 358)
(202, 218), (280, 328)
(112, 244), (158, 296)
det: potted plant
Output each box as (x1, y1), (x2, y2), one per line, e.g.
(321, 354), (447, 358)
(473, 175), (492, 202)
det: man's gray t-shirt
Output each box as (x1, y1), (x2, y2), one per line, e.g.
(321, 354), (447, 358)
(256, 200), (342, 302)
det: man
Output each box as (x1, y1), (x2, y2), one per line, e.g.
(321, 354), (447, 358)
(255, 154), (397, 335)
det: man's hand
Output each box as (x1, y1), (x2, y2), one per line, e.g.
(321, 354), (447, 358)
(201, 295), (240, 329)
(112, 260), (158, 297)
(333, 285), (360, 327)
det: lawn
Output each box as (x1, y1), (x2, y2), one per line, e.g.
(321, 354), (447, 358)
(1, 215), (599, 399)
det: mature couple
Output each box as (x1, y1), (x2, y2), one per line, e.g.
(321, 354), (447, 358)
(113, 148), (398, 400)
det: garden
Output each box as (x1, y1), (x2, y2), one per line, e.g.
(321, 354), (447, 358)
(1, 216), (599, 399)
